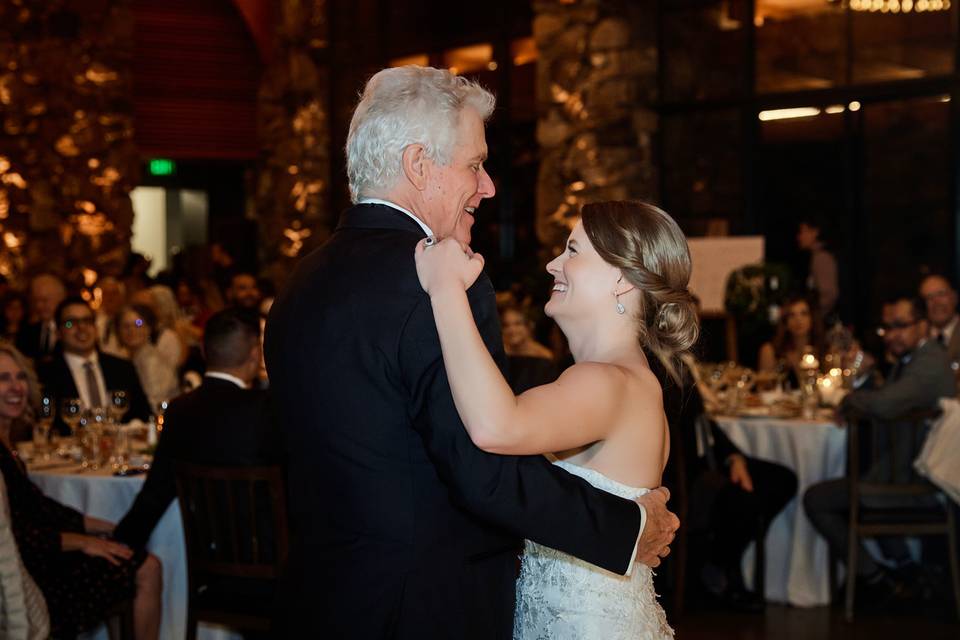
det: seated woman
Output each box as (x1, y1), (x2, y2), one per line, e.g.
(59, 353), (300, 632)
(118, 304), (181, 410)
(499, 303), (557, 394)
(0, 341), (162, 639)
(131, 286), (188, 371)
(757, 295), (824, 382)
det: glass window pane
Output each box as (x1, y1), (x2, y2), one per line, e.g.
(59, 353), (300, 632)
(662, 1), (748, 102)
(862, 96), (952, 298)
(852, 3), (956, 83)
(661, 109), (744, 230)
(755, 0), (847, 93)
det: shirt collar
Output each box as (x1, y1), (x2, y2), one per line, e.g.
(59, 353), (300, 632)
(205, 371), (249, 390)
(939, 315), (959, 343)
(64, 350), (99, 368)
(358, 198), (433, 237)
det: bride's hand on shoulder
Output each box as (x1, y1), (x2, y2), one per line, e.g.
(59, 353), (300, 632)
(415, 237), (485, 298)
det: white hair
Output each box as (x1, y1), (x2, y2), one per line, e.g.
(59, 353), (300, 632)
(346, 65), (496, 203)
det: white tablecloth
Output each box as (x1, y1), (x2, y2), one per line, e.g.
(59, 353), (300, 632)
(28, 466), (240, 640)
(714, 415), (847, 607)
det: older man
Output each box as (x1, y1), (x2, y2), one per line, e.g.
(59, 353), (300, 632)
(265, 66), (678, 638)
(919, 273), (960, 370)
(16, 274), (66, 364)
(804, 296), (954, 604)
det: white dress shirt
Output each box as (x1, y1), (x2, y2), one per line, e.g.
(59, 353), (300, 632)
(358, 198), (433, 236)
(934, 315), (959, 346)
(63, 351), (108, 409)
(205, 371), (248, 389)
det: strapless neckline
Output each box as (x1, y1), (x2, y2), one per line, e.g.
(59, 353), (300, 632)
(549, 457), (651, 500)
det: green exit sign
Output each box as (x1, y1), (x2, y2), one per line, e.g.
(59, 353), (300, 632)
(148, 158), (176, 176)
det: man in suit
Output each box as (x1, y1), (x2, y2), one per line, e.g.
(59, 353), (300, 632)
(15, 274), (66, 365)
(114, 308), (279, 549)
(658, 361), (797, 612)
(265, 66), (678, 639)
(804, 296), (955, 602)
(920, 274), (960, 388)
(36, 297), (151, 435)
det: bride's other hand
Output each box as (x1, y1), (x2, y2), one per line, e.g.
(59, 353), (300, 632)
(415, 237), (485, 297)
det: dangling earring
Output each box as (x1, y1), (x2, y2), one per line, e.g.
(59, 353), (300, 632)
(615, 275), (626, 314)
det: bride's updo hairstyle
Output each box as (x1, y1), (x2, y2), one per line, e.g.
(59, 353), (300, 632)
(581, 200), (699, 383)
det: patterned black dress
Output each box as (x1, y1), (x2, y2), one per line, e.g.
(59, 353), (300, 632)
(0, 443), (147, 638)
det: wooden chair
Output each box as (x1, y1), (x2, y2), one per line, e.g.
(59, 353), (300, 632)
(842, 407), (960, 621)
(174, 463), (289, 640)
(104, 598), (135, 640)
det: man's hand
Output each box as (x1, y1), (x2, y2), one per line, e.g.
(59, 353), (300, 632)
(727, 454), (754, 493)
(634, 487), (680, 568)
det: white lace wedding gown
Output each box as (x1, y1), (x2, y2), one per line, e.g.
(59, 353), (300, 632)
(514, 459), (674, 640)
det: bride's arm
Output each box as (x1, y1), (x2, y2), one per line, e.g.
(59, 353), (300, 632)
(417, 239), (623, 455)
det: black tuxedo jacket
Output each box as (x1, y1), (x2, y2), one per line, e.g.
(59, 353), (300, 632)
(264, 204), (641, 639)
(16, 321), (53, 364)
(114, 377), (280, 548)
(37, 349), (152, 435)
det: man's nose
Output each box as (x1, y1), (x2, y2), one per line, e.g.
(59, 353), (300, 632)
(478, 168), (496, 198)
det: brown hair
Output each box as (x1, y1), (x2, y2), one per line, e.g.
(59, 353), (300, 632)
(581, 201), (699, 383)
(0, 340), (41, 442)
(772, 294), (824, 360)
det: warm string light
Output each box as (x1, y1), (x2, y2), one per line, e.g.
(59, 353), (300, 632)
(849, 0), (950, 11)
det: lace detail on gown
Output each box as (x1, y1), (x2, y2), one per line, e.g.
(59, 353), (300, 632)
(514, 460), (674, 640)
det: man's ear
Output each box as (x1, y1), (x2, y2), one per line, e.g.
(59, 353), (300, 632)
(401, 144), (428, 191)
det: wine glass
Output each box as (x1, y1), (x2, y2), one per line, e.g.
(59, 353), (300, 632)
(61, 398), (83, 440)
(107, 390), (129, 424)
(32, 394), (55, 460)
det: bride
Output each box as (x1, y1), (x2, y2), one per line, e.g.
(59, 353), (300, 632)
(415, 200), (698, 639)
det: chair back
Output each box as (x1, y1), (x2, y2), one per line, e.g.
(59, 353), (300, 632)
(174, 463), (289, 581)
(844, 406), (943, 506)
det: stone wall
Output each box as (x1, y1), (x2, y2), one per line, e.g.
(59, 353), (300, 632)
(533, 0), (658, 250)
(255, 0), (331, 288)
(0, 0), (137, 284)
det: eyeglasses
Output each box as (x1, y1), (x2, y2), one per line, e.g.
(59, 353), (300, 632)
(922, 289), (954, 302)
(876, 319), (918, 336)
(61, 316), (95, 330)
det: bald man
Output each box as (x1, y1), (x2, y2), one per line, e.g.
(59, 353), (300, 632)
(16, 274), (67, 363)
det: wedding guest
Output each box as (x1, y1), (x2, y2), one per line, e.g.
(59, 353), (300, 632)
(500, 304), (557, 394)
(114, 309), (280, 549)
(757, 295), (824, 381)
(131, 286), (187, 370)
(225, 272), (262, 312)
(175, 279), (214, 331)
(95, 276), (127, 359)
(36, 298), (150, 435)
(796, 220), (839, 319)
(804, 296), (954, 604)
(1, 292), (27, 344)
(657, 356), (797, 612)
(117, 304), (180, 411)
(0, 341), (161, 639)
(16, 274), (66, 364)
(0, 471), (50, 640)
(919, 273), (960, 372)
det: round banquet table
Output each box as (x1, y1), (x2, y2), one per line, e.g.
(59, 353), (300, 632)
(713, 414), (847, 607)
(27, 463), (241, 640)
